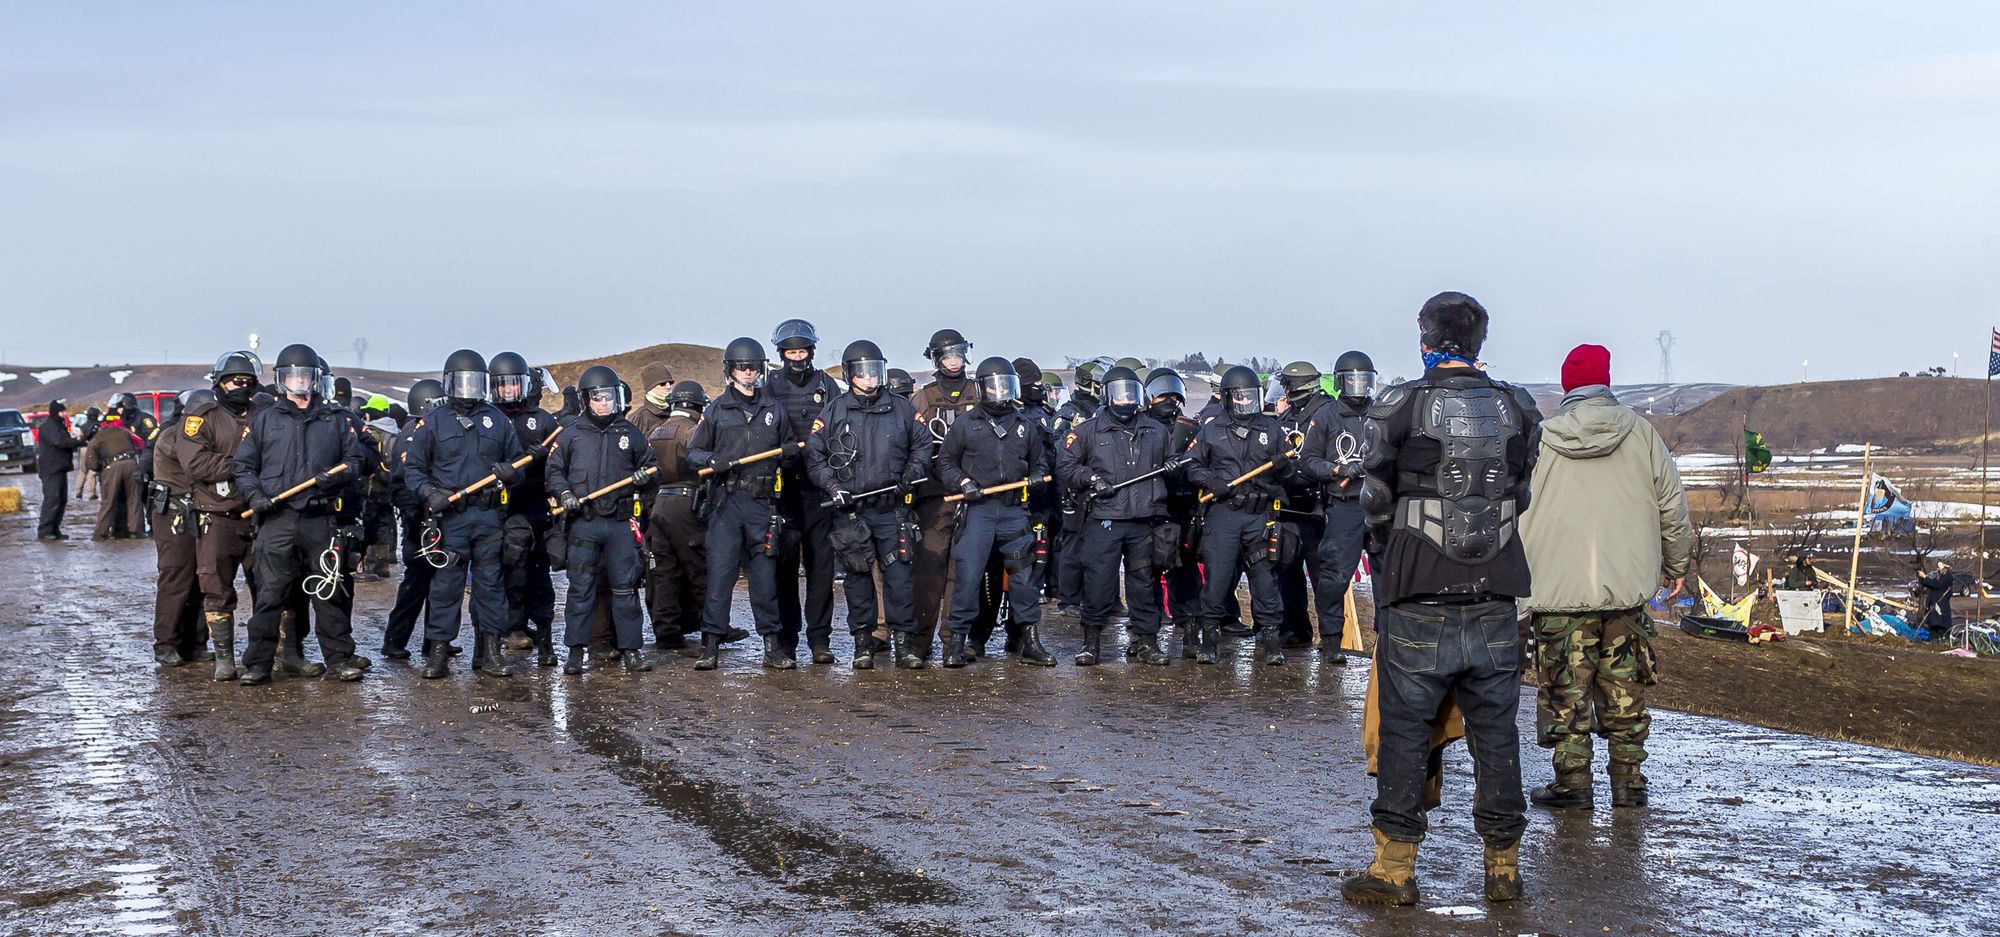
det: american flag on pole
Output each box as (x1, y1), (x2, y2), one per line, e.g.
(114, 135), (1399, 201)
(1990, 327), (2000, 377)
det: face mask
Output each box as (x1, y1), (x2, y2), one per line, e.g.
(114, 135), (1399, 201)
(1107, 402), (1139, 421)
(981, 399), (1015, 416)
(646, 386), (672, 408)
(450, 397), (478, 415)
(221, 385), (254, 409)
(1423, 350), (1477, 369)
(784, 352), (813, 374)
(1148, 399), (1181, 421)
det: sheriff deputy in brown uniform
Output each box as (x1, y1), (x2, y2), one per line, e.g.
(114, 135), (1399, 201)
(86, 412), (145, 540)
(177, 352), (264, 682)
(145, 391), (209, 666)
(644, 380), (713, 648)
(907, 328), (981, 663)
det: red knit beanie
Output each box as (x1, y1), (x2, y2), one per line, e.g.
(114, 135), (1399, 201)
(1560, 344), (1611, 392)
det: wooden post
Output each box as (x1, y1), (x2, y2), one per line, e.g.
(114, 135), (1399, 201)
(1841, 443), (1872, 636)
(1982, 361), (1992, 617)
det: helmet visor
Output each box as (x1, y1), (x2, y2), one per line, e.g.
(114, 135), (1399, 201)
(493, 373), (530, 404)
(846, 359), (887, 393)
(932, 342), (971, 372)
(1337, 370), (1378, 399)
(585, 384), (629, 413)
(726, 360), (766, 387)
(1103, 378), (1143, 410)
(1226, 386), (1262, 415)
(1144, 372), (1186, 402)
(275, 365), (321, 398)
(445, 370), (490, 401)
(213, 351), (262, 381)
(980, 373), (1020, 405)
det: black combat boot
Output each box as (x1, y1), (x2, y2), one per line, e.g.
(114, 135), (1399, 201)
(942, 631), (967, 668)
(693, 633), (722, 671)
(722, 627), (750, 644)
(1015, 623), (1055, 666)
(622, 648), (652, 673)
(564, 646), (586, 675)
(851, 633), (875, 670)
(1074, 626), (1103, 666)
(1255, 626), (1286, 667)
(421, 644), (450, 679)
(1126, 631), (1168, 666)
(477, 633), (512, 678)
(762, 635), (796, 670)
(1197, 621), (1220, 665)
(894, 632), (927, 670)
(504, 629), (535, 651)
(326, 657), (366, 682)
(277, 615), (325, 677)
(1608, 763), (1648, 808)
(1529, 775), (1594, 810)
(536, 634), (559, 668)
(1003, 624), (1023, 656)
(209, 614), (239, 682)
(1178, 622), (1198, 660)
(155, 647), (185, 666)
(238, 663), (273, 686)
(1320, 644), (1349, 666)
(808, 637), (835, 666)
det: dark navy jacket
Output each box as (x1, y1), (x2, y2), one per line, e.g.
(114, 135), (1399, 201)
(401, 401), (525, 504)
(806, 391), (927, 496)
(1057, 411), (1170, 521)
(546, 415), (657, 519)
(939, 405), (1049, 494)
(232, 396), (364, 506)
(687, 387), (789, 494)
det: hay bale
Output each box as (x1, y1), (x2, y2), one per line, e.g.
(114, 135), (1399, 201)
(0, 485), (21, 514)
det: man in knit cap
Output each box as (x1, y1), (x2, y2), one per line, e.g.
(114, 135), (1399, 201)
(632, 362), (677, 436)
(1518, 343), (1690, 811)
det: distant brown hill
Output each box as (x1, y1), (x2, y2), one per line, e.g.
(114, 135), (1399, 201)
(1651, 377), (1995, 454)
(0, 362), (421, 414)
(541, 343), (726, 396)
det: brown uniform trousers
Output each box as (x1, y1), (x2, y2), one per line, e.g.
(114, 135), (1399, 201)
(93, 454), (143, 538)
(149, 420), (204, 657)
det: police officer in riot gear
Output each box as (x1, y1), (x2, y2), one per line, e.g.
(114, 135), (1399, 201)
(906, 328), (979, 663)
(1297, 350), (1376, 665)
(938, 358), (1053, 667)
(1184, 366), (1292, 665)
(1144, 368), (1203, 652)
(886, 369), (916, 398)
(1016, 358), (1064, 608)
(234, 343), (367, 685)
(381, 380), (447, 660)
(689, 338), (791, 670)
(548, 365), (659, 675)
(1056, 365), (1178, 666)
(403, 349), (526, 679)
(1050, 356), (1111, 614)
(1343, 292), (1541, 906)
(147, 390), (207, 666)
(765, 319), (843, 664)
(1274, 360), (1335, 648)
(490, 351), (561, 665)
(645, 380), (714, 649)
(808, 340), (928, 669)
(181, 351), (263, 680)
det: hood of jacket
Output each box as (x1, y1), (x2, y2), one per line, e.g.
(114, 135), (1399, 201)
(1541, 386), (1637, 460)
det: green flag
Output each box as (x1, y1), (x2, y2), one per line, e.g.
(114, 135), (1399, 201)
(1744, 430), (1772, 474)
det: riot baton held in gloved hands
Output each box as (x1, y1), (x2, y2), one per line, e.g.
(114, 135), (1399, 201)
(696, 440), (803, 477)
(551, 465), (657, 518)
(448, 427), (561, 505)
(239, 463), (348, 519)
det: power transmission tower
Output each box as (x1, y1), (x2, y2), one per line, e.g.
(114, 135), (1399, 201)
(1656, 330), (1675, 384)
(353, 338), (368, 370)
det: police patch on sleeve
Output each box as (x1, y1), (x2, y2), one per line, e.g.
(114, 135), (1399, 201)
(1063, 432), (1077, 448)
(810, 418), (824, 434)
(183, 415), (204, 437)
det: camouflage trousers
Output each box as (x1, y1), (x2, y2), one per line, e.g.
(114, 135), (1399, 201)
(1531, 607), (1659, 789)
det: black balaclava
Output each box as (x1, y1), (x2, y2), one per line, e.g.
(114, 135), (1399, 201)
(219, 383), (254, 414)
(1148, 398), (1181, 422)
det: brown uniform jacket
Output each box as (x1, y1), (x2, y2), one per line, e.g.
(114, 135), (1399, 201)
(85, 421), (140, 471)
(644, 412), (701, 487)
(909, 375), (980, 499)
(178, 399), (251, 514)
(149, 420), (194, 495)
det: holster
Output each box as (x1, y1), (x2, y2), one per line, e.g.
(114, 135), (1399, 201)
(1275, 520), (1302, 567)
(1150, 521), (1184, 571)
(545, 519), (569, 572)
(829, 511), (876, 573)
(894, 510), (920, 564)
(502, 513), (536, 566)
(759, 510), (785, 557)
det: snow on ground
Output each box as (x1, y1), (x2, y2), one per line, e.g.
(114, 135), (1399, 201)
(108, 369), (133, 385)
(30, 369), (70, 384)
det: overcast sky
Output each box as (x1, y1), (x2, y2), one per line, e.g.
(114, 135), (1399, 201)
(2, 2), (1995, 384)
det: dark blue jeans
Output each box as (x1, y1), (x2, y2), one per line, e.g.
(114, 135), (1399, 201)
(1371, 597), (1526, 848)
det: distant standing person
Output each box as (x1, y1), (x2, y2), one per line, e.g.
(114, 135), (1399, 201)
(1518, 343), (1690, 813)
(35, 400), (80, 540)
(85, 411), (145, 540)
(1916, 562), (1954, 636)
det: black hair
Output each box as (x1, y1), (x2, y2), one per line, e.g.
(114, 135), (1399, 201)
(1417, 291), (1489, 358)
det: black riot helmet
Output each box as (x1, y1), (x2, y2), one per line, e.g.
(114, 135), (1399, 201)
(163, 391), (188, 424)
(273, 343), (322, 400)
(1219, 365), (1263, 417)
(1101, 365), (1143, 421)
(723, 337), (768, 392)
(1013, 358), (1046, 405)
(841, 339), (887, 397)
(577, 365), (628, 422)
(886, 368), (916, 398)
(406, 378), (446, 416)
(773, 319), (820, 373)
(442, 348), (489, 404)
(975, 356), (1019, 413)
(109, 391), (139, 413)
(1333, 350), (1378, 403)
(211, 350), (262, 386)
(489, 351), (533, 410)
(181, 388), (216, 416)
(666, 380), (709, 412)
(1144, 367), (1186, 421)
(925, 329), (971, 378)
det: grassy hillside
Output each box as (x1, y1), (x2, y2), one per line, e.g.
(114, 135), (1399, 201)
(1651, 377), (1995, 453)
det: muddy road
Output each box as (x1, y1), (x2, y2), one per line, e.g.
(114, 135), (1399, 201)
(1, 478), (1994, 936)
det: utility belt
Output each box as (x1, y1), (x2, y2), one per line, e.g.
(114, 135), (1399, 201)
(290, 495), (342, 518)
(721, 476), (776, 498)
(454, 489), (502, 511)
(147, 483), (191, 515)
(657, 485), (698, 497)
(108, 451), (138, 465)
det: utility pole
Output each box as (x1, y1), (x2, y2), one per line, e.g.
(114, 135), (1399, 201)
(1656, 330), (1675, 384)
(353, 338), (368, 370)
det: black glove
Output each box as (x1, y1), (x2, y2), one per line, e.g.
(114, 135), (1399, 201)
(630, 467), (655, 488)
(559, 491), (584, 514)
(830, 489), (854, 508)
(1025, 475), (1047, 493)
(958, 479), (986, 503)
(1337, 461), (1364, 480)
(249, 494), (276, 516)
(1089, 475), (1117, 500)
(895, 478), (916, 496)
(492, 461), (522, 486)
(424, 488), (454, 515)
(1207, 481), (1235, 501)
(314, 468), (344, 489)
(1268, 449), (1292, 470)
(1165, 455), (1195, 473)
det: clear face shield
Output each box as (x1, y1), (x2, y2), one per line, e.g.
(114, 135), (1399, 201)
(585, 385), (628, 416)
(1103, 378), (1143, 413)
(212, 351), (262, 383)
(1226, 386), (1262, 416)
(727, 360), (766, 392)
(933, 342), (971, 374)
(445, 370), (490, 401)
(275, 365), (322, 399)
(493, 373), (531, 405)
(980, 372), (1021, 405)
(319, 372), (339, 402)
(1337, 369), (1378, 400)
(846, 359), (887, 395)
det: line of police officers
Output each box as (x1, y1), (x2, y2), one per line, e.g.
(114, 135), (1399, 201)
(138, 324), (1392, 682)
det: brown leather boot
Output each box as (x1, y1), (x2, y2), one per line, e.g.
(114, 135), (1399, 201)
(1483, 842), (1521, 901)
(1340, 828), (1419, 906)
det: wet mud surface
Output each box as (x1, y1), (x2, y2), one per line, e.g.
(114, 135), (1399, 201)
(2, 477), (1996, 936)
